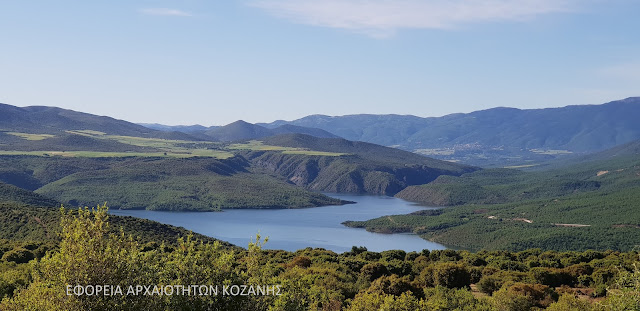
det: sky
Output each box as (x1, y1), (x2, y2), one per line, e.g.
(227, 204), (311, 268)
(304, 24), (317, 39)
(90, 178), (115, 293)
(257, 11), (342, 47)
(1, 0), (639, 126)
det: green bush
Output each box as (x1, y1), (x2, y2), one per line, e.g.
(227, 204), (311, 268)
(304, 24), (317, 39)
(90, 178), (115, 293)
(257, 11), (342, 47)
(1, 249), (34, 264)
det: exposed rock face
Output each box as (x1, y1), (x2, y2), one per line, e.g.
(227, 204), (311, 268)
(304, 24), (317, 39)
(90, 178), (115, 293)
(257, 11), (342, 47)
(243, 151), (470, 196)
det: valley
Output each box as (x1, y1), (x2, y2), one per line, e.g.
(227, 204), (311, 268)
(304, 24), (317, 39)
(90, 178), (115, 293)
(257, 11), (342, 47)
(0, 101), (638, 251)
(1, 99), (640, 310)
(4, 2), (640, 308)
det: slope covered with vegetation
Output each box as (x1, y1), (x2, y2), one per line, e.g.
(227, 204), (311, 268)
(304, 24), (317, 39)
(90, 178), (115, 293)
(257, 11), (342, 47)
(203, 120), (338, 141)
(0, 129), (473, 208)
(0, 155), (346, 211)
(238, 134), (477, 196)
(1, 207), (639, 310)
(346, 153), (640, 251)
(0, 181), (233, 243)
(0, 132), (159, 153)
(0, 103), (195, 140)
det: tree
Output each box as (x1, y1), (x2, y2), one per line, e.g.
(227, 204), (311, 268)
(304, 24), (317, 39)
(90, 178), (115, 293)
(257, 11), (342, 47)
(420, 262), (471, 289)
(546, 294), (592, 311)
(598, 263), (640, 310)
(1, 249), (34, 264)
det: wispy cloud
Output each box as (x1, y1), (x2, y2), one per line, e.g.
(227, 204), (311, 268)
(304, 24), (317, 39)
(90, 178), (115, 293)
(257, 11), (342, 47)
(139, 8), (193, 17)
(249, 0), (576, 37)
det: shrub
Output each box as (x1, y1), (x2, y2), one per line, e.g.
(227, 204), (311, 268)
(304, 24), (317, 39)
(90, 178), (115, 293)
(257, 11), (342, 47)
(1, 249), (35, 264)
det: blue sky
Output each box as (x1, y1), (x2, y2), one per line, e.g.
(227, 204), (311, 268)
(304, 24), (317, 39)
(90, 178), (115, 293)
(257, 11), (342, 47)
(1, 0), (638, 126)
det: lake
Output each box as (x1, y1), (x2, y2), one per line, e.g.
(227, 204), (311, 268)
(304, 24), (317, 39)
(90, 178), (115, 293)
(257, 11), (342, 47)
(110, 194), (446, 253)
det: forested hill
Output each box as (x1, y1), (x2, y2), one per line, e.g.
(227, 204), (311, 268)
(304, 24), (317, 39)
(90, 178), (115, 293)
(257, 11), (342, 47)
(0, 156), (347, 211)
(141, 120), (339, 141)
(0, 181), (60, 207)
(239, 134), (476, 196)
(261, 134), (470, 170)
(0, 103), (195, 140)
(394, 138), (640, 208)
(194, 120), (338, 141)
(0, 179), (235, 245)
(345, 141), (640, 251)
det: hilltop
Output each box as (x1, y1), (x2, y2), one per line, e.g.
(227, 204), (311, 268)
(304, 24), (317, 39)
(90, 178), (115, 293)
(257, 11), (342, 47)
(0, 103), (198, 141)
(141, 120), (338, 141)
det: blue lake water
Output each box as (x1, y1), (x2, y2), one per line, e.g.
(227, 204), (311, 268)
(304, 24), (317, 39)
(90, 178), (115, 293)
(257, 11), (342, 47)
(110, 194), (446, 253)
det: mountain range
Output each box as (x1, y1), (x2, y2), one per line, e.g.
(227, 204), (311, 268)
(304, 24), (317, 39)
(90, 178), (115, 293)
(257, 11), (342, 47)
(139, 97), (640, 166)
(0, 103), (337, 144)
(4, 97), (640, 167)
(261, 97), (640, 152)
(2, 98), (640, 251)
(0, 102), (474, 209)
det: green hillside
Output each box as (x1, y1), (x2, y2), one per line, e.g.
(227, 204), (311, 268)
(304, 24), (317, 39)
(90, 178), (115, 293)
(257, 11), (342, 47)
(346, 152), (640, 251)
(0, 129), (474, 207)
(0, 156), (346, 211)
(395, 167), (602, 207)
(240, 134), (476, 195)
(0, 181), (60, 207)
(0, 185), (231, 246)
(0, 132), (159, 152)
(202, 120), (338, 141)
(2, 205), (640, 310)
(0, 103), (196, 140)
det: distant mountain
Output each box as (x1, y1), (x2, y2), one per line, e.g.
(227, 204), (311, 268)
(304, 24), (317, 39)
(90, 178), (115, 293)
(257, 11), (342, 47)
(203, 120), (338, 141)
(203, 120), (273, 141)
(140, 120), (339, 141)
(0, 103), (198, 140)
(138, 123), (211, 133)
(262, 97), (640, 165)
(261, 114), (429, 147)
(0, 132), (158, 152)
(269, 124), (339, 139)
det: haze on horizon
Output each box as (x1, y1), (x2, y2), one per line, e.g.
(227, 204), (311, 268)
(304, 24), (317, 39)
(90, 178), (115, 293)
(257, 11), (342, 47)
(1, 1), (639, 126)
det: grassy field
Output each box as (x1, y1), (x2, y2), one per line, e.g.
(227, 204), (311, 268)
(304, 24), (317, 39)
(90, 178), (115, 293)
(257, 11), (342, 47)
(529, 149), (573, 155)
(68, 130), (107, 135)
(0, 150), (234, 159)
(6, 132), (55, 141)
(2, 132), (344, 158)
(0, 130), (234, 158)
(229, 140), (346, 156)
(281, 150), (346, 156)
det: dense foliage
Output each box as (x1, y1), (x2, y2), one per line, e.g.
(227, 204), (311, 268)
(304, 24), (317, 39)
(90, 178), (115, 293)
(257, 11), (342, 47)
(0, 200), (230, 248)
(1, 207), (639, 310)
(0, 156), (345, 211)
(348, 155), (640, 251)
